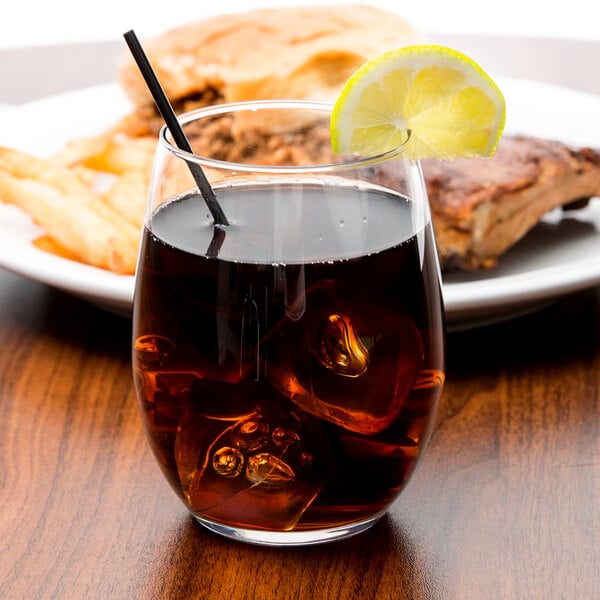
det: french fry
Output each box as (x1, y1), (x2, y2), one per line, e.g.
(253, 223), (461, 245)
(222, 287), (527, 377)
(70, 164), (105, 188)
(54, 131), (156, 176)
(103, 170), (149, 229)
(33, 234), (81, 261)
(0, 146), (139, 274)
(50, 131), (114, 169)
(94, 134), (156, 175)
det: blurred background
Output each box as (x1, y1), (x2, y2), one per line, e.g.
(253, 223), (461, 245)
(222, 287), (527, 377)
(1, 0), (597, 49)
(1, 0), (598, 105)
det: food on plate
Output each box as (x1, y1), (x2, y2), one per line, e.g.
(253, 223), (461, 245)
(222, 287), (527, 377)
(0, 5), (597, 277)
(6, 124), (598, 277)
(0, 146), (139, 273)
(54, 131), (156, 177)
(53, 132), (155, 229)
(422, 135), (600, 270)
(117, 4), (424, 137)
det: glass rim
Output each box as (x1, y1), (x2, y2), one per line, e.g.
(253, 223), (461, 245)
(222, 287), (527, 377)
(158, 99), (411, 174)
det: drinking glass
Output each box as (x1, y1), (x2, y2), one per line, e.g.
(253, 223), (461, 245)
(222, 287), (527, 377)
(132, 100), (445, 546)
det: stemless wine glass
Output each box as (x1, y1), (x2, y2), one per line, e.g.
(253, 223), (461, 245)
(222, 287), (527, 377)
(132, 100), (445, 546)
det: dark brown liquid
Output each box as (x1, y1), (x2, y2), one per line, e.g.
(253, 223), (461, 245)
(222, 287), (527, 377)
(132, 183), (444, 531)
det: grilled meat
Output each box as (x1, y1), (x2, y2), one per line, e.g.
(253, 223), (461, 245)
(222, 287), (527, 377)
(422, 134), (600, 270)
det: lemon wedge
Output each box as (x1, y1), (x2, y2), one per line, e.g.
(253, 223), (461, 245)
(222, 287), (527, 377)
(330, 44), (506, 160)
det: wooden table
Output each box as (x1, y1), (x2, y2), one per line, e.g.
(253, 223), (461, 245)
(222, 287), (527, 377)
(1, 35), (599, 599)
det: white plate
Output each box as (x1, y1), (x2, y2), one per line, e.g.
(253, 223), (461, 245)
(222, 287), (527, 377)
(1, 79), (600, 326)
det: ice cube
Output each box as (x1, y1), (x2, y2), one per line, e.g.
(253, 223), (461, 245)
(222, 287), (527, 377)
(135, 370), (199, 432)
(176, 386), (332, 530)
(175, 380), (259, 491)
(268, 281), (424, 435)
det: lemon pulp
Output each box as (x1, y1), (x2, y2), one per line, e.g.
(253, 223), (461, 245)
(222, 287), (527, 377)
(330, 45), (506, 160)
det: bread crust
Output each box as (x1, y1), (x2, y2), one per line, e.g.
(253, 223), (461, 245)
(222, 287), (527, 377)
(119, 5), (423, 107)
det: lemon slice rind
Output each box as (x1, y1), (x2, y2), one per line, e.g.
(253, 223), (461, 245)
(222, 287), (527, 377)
(330, 45), (506, 160)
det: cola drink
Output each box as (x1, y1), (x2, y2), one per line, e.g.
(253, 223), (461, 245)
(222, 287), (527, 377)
(132, 181), (444, 536)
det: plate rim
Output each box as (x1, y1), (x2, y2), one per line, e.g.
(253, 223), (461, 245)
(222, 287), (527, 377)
(1, 78), (600, 324)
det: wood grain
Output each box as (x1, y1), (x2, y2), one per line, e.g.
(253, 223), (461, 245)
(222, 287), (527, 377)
(1, 268), (598, 599)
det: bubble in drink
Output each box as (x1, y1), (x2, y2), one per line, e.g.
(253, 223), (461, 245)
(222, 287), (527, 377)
(315, 314), (369, 377)
(246, 453), (295, 487)
(135, 334), (174, 368)
(272, 426), (301, 447)
(212, 447), (244, 477)
(231, 417), (270, 452)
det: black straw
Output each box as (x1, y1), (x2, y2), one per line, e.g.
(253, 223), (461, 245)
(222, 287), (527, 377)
(123, 29), (229, 227)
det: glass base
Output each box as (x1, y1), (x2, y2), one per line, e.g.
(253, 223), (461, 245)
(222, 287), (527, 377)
(193, 514), (383, 547)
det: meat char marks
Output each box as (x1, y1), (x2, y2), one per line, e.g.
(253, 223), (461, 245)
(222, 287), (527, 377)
(423, 135), (600, 271)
